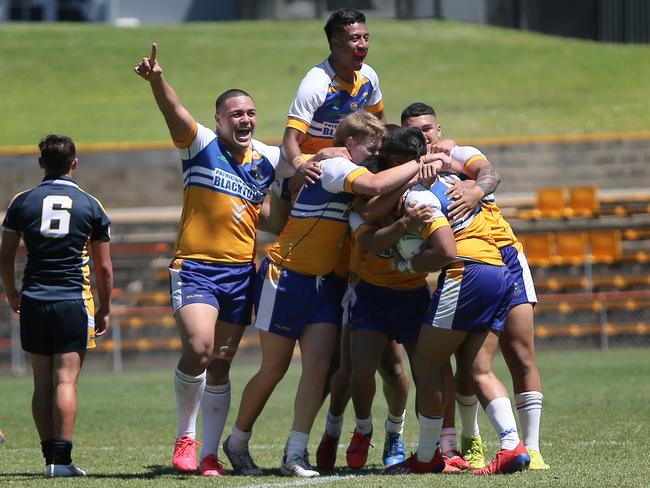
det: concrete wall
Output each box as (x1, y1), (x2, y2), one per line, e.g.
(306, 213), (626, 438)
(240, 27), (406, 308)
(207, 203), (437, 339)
(2, 136), (649, 211)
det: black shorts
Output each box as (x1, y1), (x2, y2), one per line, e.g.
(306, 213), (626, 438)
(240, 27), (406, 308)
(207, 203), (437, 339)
(20, 296), (95, 355)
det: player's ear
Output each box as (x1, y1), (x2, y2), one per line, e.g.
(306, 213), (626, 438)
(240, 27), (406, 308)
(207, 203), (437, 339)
(71, 158), (78, 171)
(345, 136), (355, 152)
(38, 158), (45, 169)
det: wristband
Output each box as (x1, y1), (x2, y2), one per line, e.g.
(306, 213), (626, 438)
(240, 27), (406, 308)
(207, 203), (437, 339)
(396, 259), (416, 274)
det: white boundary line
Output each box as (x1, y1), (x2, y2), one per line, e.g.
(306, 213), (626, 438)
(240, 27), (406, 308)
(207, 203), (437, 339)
(241, 475), (358, 488)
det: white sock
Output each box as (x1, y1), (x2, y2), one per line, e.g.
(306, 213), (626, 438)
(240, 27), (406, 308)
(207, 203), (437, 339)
(440, 427), (457, 454)
(354, 416), (373, 435)
(325, 412), (344, 438)
(516, 391), (543, 452)
(200, 382), (231, 460)
(174, 369), (206, 438)
(227, 425), (252, 453)
(485, 397), (520, 451)
(416, 414), (443, 463)
(385, 410), (405, 435)
(286, 430), (309, 459)
(456, 393), (480, 438)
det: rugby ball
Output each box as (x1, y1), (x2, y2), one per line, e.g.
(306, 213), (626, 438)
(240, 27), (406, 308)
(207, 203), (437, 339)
(395, 233), (424, 260)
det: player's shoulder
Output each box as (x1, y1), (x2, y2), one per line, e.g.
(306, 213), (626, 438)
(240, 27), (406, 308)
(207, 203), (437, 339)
(251, 138), (281, 162)
(6, 187), (35, 209)
(359, 63), (380, 81)
(321, 156), (358, 173)
(77, 187), (108, 213)
(299, 60), (335, 89)
(451, 145), (486, 160)
(404, 182), (439, 207)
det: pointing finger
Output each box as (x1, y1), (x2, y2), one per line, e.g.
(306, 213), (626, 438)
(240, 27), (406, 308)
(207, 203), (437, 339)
(150, 42), (157, 63)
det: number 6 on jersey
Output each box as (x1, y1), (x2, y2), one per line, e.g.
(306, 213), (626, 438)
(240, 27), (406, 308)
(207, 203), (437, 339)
(40, 195), (73, 237)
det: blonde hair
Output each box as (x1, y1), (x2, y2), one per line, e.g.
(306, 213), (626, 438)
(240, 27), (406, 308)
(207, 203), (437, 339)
(333, 111), (387, 146)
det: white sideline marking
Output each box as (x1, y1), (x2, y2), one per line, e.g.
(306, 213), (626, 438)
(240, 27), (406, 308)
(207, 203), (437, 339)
(241, 475), (357, 488)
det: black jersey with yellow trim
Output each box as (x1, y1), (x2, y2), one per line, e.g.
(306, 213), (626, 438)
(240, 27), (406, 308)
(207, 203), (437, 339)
(2, 176), (110, 301)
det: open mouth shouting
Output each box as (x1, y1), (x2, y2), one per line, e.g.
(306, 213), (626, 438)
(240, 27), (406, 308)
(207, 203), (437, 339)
(235, 126), (252, 143)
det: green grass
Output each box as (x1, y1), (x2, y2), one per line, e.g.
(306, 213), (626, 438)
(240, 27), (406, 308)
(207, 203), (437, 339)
(1, 348), (649, 486)
(1, 20), (649, 147)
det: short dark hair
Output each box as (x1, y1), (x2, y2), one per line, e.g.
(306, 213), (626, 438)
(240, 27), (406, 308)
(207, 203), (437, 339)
(38, 134), (76, 175)
(380, 127), (427, 161)
(215, 88), (252, 112)
(324, 8), (366, 48)
(400, 102), (437, 125)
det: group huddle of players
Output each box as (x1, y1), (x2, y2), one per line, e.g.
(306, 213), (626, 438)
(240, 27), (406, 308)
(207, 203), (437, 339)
(0, 7), (550, 479)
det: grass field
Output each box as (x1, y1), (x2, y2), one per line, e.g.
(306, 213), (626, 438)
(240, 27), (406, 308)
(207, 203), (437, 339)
(1, 20), (649, 147)
(1, 348), (649, 487)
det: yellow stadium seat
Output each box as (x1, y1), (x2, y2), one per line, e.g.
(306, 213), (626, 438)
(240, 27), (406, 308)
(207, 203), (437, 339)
(589, 230), (622, 264)
(553, 231), (587, 265)
(520, 233), (554, 267)
(568, 185), (599, 217)
(536, 187), (568, 218)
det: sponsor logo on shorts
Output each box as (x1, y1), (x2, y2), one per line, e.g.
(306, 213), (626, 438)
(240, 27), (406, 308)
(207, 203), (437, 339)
(186, 293), (204, 299)
(273, 323), (291, 331)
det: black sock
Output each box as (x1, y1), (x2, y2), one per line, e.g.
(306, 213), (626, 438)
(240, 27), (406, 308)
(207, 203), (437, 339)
(52, 439), (73, 465)
(41, 439), (55, 465)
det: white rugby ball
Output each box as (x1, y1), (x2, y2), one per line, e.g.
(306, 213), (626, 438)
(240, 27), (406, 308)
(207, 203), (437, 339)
(395, 233), (424, 260)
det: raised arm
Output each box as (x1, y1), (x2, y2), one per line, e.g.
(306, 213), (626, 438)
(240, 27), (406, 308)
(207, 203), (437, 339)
(0, 230), (21, 313)
(133, 42), (195, 145)
(90, 240), (113, 337)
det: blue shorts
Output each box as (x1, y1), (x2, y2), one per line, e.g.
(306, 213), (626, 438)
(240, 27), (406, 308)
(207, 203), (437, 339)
(424, 262), (513, 333)
(349, 280), (430, 344)
(500, 245), (537, 307)
(20, 295), (95, 354)
(253, 258), (342, 339)
(169, 258), (255, 325)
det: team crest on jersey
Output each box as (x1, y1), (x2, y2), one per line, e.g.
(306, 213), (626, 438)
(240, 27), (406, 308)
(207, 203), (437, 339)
(350, 102), (358, 110)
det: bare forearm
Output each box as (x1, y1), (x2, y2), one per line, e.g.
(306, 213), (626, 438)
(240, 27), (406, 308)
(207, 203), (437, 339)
(361, 187), (404, 225)
(411, 248), (455, 273)
(475, 164), (500, 196)
(149, 77), (193, 142)
(0, 257), (17, 296)
(360, 220), (409, 252)
(282, 128), (306, 168)
(94, 265), (113, 312)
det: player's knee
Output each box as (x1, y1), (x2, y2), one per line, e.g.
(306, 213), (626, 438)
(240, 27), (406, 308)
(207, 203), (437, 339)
(185, 337), (213, 360)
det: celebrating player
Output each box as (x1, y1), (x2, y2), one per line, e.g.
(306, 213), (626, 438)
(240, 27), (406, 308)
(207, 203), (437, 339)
(224, 112), (440, 478)
(134, 43), (286, 476)
(0, 135), (113, 477)
(402, 102), (549, 470)
(379, 143), (529, 476)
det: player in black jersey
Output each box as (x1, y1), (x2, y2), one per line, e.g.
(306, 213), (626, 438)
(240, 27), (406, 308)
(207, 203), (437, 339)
(0, 135), (113, 477)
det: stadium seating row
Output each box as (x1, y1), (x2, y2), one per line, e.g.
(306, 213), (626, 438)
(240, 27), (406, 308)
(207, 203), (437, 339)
(518, 185), (650, 220)
(518, 229), (648, 267)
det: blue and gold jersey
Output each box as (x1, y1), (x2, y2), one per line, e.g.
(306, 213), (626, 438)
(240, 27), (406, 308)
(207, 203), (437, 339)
(287, 59), (383, 154)
(451, 145), (522, 252)
(404, 175), (503, 266)
(2, 176), (110, 301)
(348, 211), (428, 290)
(174, 122), (282, 264)
(267, 157), (369, 276)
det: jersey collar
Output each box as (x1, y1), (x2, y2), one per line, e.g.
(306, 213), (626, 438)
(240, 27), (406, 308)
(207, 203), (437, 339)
(40, 175), (79, 188)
